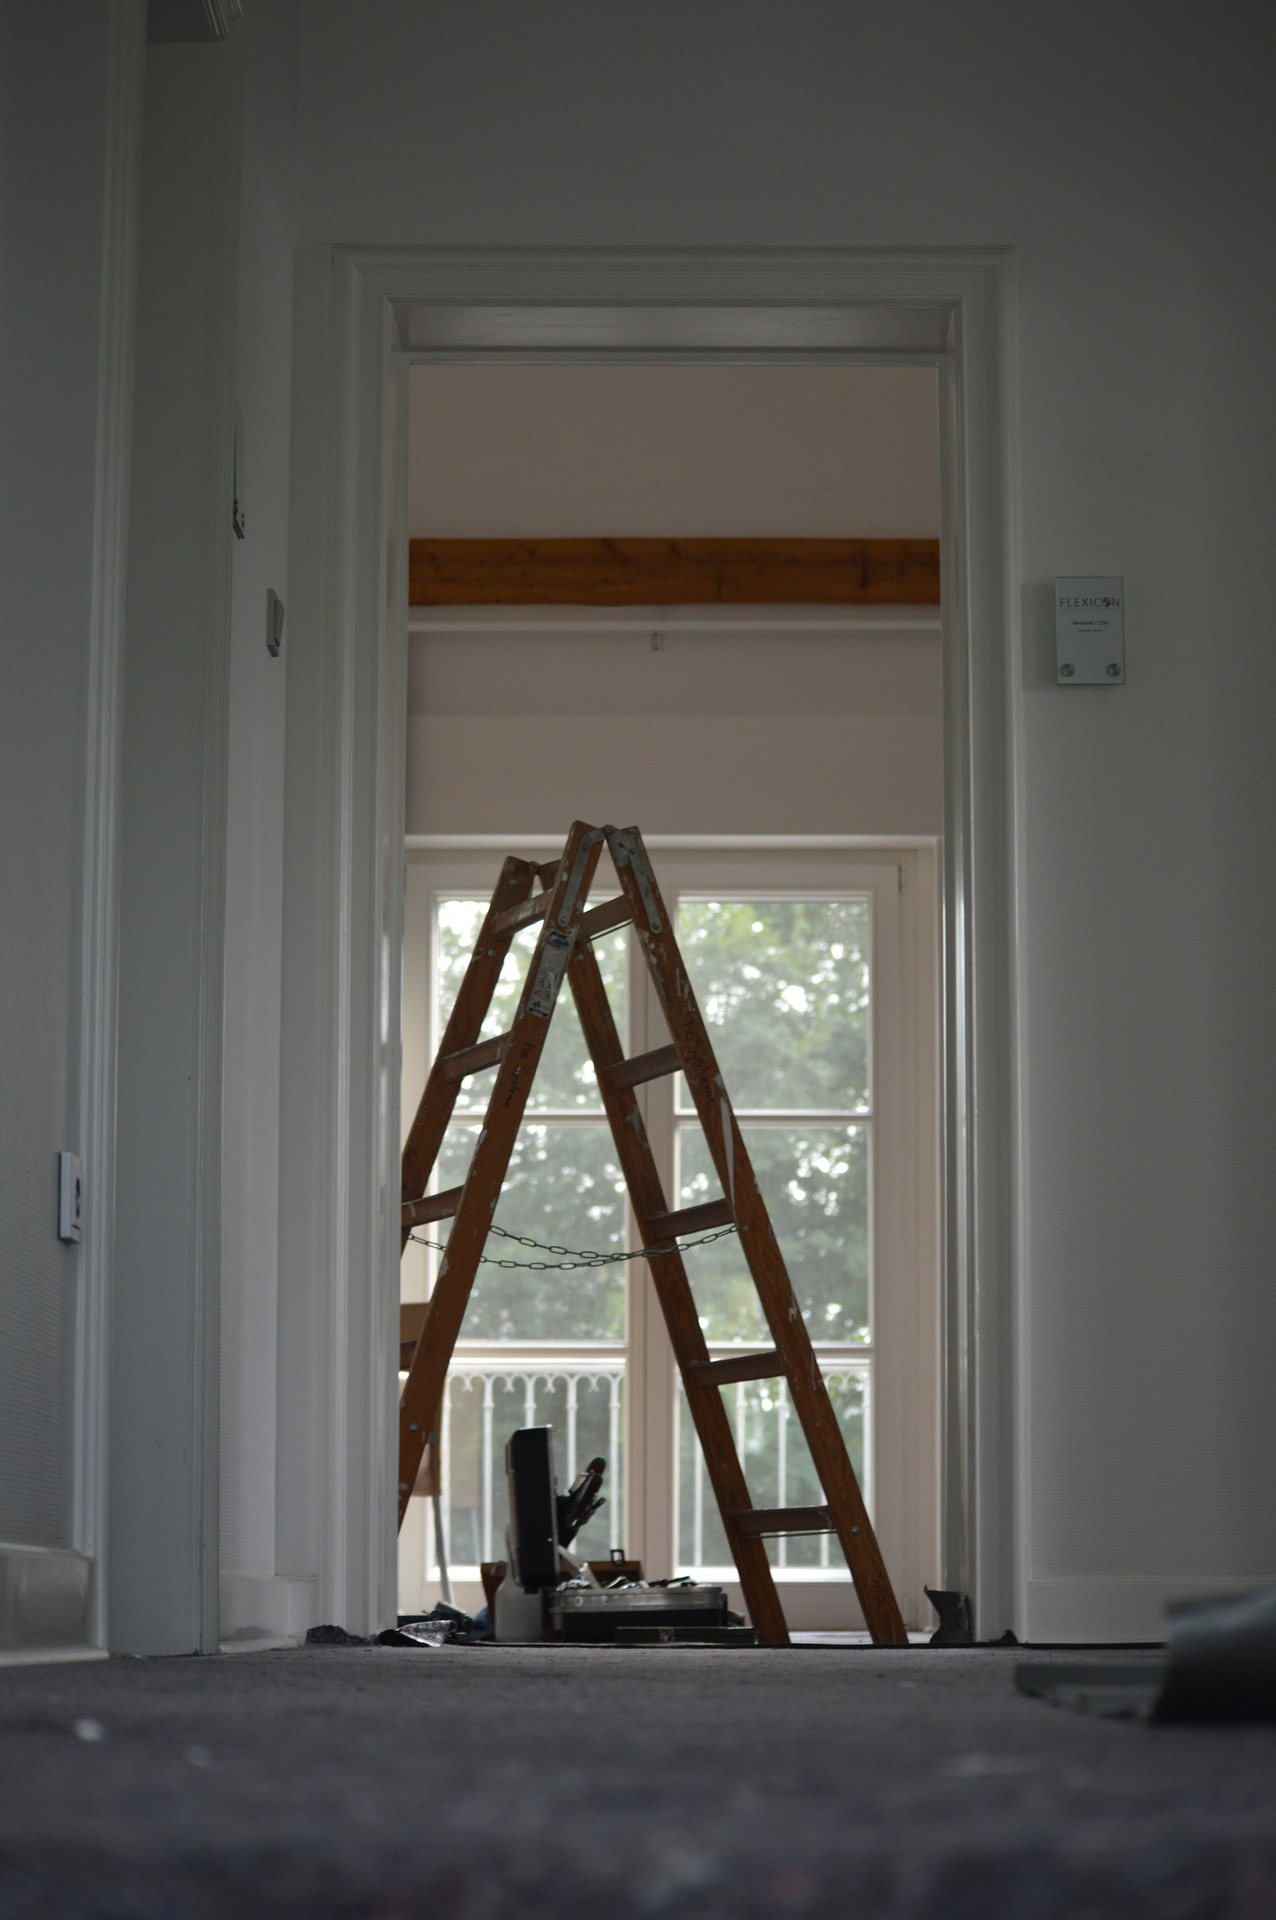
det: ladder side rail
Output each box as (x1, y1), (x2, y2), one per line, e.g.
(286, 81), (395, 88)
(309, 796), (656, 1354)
(566, 934), (790, 1647)
(610, 828), (908, 1646)
(397, 823), (607, 1522)
(400, 854), (541, 1252)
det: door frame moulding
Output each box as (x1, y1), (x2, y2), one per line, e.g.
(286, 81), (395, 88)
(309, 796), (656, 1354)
(49, 0), (146, 1666)
(280, 246), (1020, 1639)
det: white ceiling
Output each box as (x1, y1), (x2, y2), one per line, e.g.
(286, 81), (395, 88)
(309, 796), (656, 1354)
(408, 363), (939, 540)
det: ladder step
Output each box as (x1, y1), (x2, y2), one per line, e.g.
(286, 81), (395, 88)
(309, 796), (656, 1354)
(401, 1185), (464, 1229)
(647, 1197), (734, 1242)
(578, 894), (632, 939)
(490, 888), (553, 937)
(441, 1033), (509, 1081)
(733, 1506), (833, 1538)
(606, 1042), (680, 1091)
(686, 1349), (783, 1388)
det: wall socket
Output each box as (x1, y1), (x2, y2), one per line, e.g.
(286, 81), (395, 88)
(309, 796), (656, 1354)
(58, 1151), (82, 1243)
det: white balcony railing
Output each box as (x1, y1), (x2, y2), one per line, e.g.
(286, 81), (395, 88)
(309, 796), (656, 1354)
(421, 1345), (870, 1584)
(675, 1356), (870, 1578)
(429, 1347), (625, 1575)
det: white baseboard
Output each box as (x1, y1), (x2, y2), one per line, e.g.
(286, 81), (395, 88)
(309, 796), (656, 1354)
(219, 1572), (319, 1651)
(0, 1543), (95, 1659)
(1024, 1573), (1276, 1645)
(0, 1645), (108, 1669)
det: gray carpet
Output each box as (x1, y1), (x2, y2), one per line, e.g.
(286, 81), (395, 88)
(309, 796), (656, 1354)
(2, 1643), (1275, 1916)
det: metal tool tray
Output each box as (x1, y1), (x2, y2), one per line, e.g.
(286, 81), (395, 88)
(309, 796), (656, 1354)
(551, 1585), (728, 1643)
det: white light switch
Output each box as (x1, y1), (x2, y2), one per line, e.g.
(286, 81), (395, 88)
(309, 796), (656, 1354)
(58, 1152), (82, 1243)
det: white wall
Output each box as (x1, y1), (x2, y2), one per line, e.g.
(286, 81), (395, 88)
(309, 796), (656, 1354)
(111, 23), (246, 1655)
(292, 1), (1276, 1639)
(0, 0), (142, 1655)
(409, 363), (939, 538)
(407, 615), (942, 837)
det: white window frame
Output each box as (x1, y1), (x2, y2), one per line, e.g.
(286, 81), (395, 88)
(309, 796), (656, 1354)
(401, 839), (939, 1631)
(631, 845), (939, 1631)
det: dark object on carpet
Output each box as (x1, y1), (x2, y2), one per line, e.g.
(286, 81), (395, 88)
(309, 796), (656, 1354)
(398, 1599), (489, 1643)
(379, 1602), (488, 1647)
(987, 1628), (1020, 1647)
(376, 1625), (449, 1647)
(925, 1587), (974, 1646)
(309, 1604), (486, 1651)
(1155, 1588), (1276, 1721)
(1017, 1585), (1276, 1722)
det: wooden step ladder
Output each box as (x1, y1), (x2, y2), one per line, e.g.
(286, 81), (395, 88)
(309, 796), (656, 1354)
(398, 821), (907, 1648)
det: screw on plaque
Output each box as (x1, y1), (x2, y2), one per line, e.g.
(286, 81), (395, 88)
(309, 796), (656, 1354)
(1107, 663), (1121, 677)
(1060, 663), (1075, 678)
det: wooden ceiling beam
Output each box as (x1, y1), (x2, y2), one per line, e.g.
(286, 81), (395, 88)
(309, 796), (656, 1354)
(408, 537), (940, 607)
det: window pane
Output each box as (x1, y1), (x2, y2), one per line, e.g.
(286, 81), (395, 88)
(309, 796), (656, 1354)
(676, 1367), (867, 1575)
(675, 898), (870, 1112)
(678, 1124), (869, 1345)
(436, 898), (626, 1112)
(431, 1122), (627, 1341)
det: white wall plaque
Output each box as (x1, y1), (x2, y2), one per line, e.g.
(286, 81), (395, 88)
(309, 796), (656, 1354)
(1055, 577), (1124, 684)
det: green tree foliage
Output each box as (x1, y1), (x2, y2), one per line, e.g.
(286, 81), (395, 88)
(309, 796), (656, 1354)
(676, 898), (870, 1113)
(675, 897), (872, 1345)
(436, 1122), (626, 1341)
(680, 1127), (869, 1345)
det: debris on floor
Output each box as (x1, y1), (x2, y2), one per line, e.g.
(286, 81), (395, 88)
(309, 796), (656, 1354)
(305, 1602), (488, 1650)
(304, 1624), (370, 1648)
(924, 1587), (973, 1646)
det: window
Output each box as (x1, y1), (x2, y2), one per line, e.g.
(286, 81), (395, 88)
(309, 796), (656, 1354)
(400, 843), (938, 1629)
(669, 896), (871, 1578)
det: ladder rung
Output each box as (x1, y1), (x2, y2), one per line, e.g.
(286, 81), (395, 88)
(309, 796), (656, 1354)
(490, 888), (553, 936)
(733, 1506), (833, 1538)
(534, 858), (562, 887)
(577, 894), (632, 939)
(606, 1042), (680, 1091)
(686, 1349), (783, 1388)
(647, 1197), (734, 1242)
(401, 1186), (464, 1229)
(441, 1033), (508, 1081)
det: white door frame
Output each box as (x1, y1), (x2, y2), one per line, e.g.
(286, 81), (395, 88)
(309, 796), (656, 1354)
(279, 247), (1020, 1638)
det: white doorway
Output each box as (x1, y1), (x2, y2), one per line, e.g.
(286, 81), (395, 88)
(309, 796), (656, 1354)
(397, 359), (943, 1631)
(276, 249), (1017, 1641)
